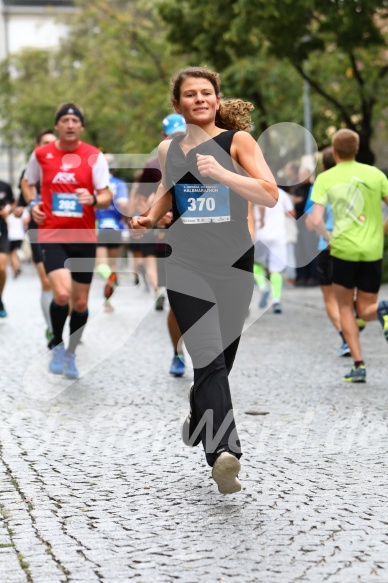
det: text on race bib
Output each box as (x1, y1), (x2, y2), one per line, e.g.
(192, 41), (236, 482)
(52, 193), (83, 218)
(175, 184), (231, 224)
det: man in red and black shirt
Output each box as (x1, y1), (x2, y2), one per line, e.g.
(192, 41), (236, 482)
(23, 102), (111, 379)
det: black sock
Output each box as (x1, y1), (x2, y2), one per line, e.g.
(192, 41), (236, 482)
(68, 309), (89, 353)
(354, 360), (364, 368)
(339, 330), (346, 343)
(50, 301), (69, 346)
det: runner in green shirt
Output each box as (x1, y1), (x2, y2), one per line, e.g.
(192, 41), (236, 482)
(310, 129), (388, 383)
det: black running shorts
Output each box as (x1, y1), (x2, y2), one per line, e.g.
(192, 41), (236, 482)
(128, 242), (157, 257)
(31, 242), (43, 264)
(40, 242), (97, 284)
(331, 256), (382, 294)
(316, 250), (333, 287)
(97, 229), (122, 249)
(8, 240), (22, 252)
(0, 222), (8, 254)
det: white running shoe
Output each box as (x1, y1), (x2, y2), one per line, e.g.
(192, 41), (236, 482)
(212, 452), (241, 494)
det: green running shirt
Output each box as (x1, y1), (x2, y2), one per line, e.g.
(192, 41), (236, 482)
(311, 161), (388, 262)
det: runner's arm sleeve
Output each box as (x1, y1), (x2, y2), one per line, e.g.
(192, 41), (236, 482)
(115, 180), (129, 201)
(24, 152), (41, 185)
(92, 152), (110, 190)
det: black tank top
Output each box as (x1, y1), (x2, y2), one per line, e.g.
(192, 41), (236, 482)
(165, 130), (253, 267)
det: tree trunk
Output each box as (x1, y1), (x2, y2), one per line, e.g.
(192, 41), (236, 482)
(356, 99), (375, 165)
(356, 135), (375, 166)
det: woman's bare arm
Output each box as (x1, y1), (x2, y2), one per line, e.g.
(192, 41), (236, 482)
(196, 131), (278, 207)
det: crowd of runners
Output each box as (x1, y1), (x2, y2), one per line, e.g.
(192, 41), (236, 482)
(1, 66), (388, 494)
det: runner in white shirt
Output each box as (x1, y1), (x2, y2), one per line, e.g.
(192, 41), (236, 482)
(6, 211), (25, 277)
(253, 187), (295, 313)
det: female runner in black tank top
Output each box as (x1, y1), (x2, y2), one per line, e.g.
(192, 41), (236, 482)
(131, 67), (278, 494)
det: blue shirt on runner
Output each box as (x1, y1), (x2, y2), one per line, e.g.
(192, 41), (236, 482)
(304, 185), (333, 251)
(96, 174), (128, 231)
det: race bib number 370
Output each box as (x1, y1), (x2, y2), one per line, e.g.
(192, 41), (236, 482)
(52, 193), (83, 218)
(175, 184), (231, 224)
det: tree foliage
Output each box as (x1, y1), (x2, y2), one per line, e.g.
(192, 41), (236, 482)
(1, 0), (387, 166)
(159, 0), (388, 162)
(0, 0), (186, 157)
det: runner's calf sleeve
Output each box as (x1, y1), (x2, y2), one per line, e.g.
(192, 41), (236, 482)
(68, 309), (89, 353)
(50, 301), (69, 346)
(270, 272), (283, 302)
(41, 290), (53, 330)
(253, 264), (266, 289)
(97, 263), (111, 280)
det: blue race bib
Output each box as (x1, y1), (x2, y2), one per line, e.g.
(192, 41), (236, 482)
(52, 193), (83, 218)
(174, 183), (231, 224)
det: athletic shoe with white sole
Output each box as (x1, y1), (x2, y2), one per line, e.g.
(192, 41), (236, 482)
(49, 344), (65, 375)
(155, 293), (165, 311)
(104, 272), (118, 300)
(343, 365), (366, 383)
(212, 452), (241, 494)
(337, 341), (351, 357)
(272, 301), (282, 314)
(63, 351), (79, 380)
(169, 354), (185, 377)
(258, 289), (270, 309)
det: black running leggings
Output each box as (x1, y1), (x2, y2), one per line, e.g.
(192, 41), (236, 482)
(166, 253), (254, 466)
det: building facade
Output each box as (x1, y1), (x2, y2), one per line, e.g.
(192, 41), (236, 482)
(0, 0), (76, 185)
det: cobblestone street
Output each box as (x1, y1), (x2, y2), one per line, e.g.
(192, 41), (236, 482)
(1, 265), (388, 582)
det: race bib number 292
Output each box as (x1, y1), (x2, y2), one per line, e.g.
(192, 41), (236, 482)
(175, 183), (231, 224)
